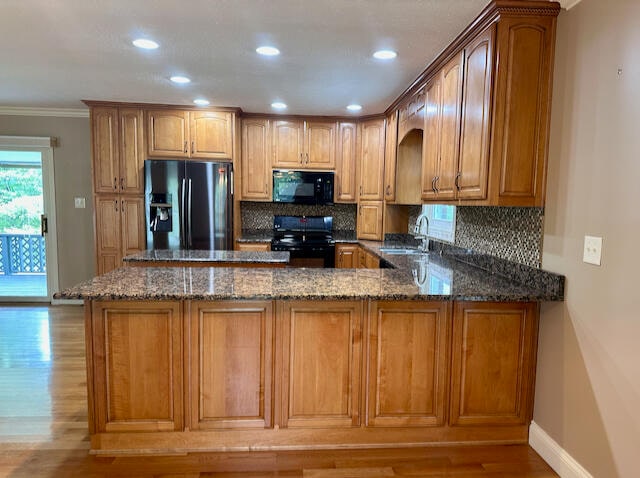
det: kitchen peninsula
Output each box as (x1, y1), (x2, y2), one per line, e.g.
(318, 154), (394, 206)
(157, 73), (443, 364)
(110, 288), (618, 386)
(57, 245), (563, 455)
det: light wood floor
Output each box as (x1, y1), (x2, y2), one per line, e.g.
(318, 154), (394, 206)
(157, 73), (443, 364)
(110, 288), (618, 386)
(0, 304), (558, 478)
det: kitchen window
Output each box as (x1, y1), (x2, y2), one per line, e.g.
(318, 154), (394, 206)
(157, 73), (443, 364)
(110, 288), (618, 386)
(422, 204), (456, 243)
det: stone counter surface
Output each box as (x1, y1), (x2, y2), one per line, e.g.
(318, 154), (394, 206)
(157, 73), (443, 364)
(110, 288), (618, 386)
(57, 245), (564, 301)
(123, 249), (290, 264)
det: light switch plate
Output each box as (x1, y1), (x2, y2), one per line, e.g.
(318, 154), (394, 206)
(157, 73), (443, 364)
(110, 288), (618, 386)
(583, 235), (602, 266)
(74, 197), (86, 209)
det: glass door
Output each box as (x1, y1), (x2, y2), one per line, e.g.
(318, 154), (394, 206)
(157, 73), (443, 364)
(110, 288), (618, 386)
(0, 148), (57, 301)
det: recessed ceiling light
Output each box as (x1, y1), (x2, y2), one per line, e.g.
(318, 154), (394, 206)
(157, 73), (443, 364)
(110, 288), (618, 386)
(193, 99), (210, 106)
(373, 49), (397, 60)
(347, 104), (362, 112)
(132, 38), (159, 50)
(170, 76), (191, 84)
(256, 46), (280, 56)
(271, 102), (287, 110)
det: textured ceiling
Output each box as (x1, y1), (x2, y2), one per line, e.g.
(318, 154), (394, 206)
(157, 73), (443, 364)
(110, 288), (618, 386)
(0, 0), (567, 116)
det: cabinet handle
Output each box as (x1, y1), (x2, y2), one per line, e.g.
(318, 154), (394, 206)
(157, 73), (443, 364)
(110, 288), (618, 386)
(434, 176), (440, 193)
(431, 177), (436, 193)
(360, 185), (363, 196)
(184, 141), (188, 154)
(114, 199), (118, 212)
(386, 185), (391, 196)
(455, 172), (461, 191)
(300, 153), (303, 164)
(191, 141), (195, 154)
(120, 178), (125, 190)
(305, 153), (309, 164)
(113, 177), (117, 190)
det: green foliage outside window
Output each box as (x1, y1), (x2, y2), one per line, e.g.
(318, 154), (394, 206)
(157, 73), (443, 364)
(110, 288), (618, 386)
(0, 166), (43, 234)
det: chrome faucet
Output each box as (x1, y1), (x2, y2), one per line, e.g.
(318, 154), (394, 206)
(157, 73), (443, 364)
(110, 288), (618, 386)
(414, 214), (430, 252)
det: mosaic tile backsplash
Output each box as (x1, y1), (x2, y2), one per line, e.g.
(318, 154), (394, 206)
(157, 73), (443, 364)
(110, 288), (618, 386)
(241, 202), (357, 231)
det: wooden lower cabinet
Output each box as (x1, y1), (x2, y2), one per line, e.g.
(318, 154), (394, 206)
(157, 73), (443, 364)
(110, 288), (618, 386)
(85, 298), (539, 453)
(88, 301), (183, 433)
(335, 244), (359, 268)
(235, 241), (271, 251)
(278, 300), (362, 428)
(449, 301), (538, 426)
(188, 301), (274, 429)
(367, 301), (450, 427)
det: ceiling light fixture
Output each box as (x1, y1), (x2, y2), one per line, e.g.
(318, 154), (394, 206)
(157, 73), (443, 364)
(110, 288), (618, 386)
(373, 49), (397, 60)
(132, 38), (159, 50)
(170, 76), (191, 84)
(193, 99), (210, 106)
(256, 46), (280, 56)
(347, 104), (362, 112)
(271, 102), (287, 110)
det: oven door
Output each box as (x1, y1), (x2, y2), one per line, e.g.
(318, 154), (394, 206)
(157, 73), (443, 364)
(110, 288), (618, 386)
(273, 244), (335, 268)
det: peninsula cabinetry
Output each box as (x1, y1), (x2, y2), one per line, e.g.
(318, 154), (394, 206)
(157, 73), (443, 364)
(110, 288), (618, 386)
(147, 110), (234, 159)
(335, 244), (359, 268)
(272, 120), (336, 169)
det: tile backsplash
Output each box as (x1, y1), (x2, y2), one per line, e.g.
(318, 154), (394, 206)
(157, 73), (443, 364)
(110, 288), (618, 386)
(241, 202), (357, 231)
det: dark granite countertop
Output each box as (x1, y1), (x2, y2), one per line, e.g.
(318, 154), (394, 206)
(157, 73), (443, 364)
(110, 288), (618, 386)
(235, 230), (273, 243)
(123, 249), (290, 264)
(56, 239), (564, 302)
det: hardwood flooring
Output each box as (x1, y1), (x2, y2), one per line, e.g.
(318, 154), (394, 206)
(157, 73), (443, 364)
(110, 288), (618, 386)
(0, 304), (558, 477)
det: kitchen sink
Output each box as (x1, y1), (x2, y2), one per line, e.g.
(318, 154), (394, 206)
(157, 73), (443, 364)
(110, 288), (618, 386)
(378, 247), (422, 255)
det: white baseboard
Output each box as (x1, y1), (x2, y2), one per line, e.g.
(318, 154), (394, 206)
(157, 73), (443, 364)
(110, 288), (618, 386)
(529, 421), (593, 478)
(51, 298), (83, 306)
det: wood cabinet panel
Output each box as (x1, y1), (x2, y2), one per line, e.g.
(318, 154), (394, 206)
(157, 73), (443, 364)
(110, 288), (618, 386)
(383, 112), (398, 202)
(335, 122), (357, 203)
(450, 302), (538, 426)
(191, 111), (233, 159)
(367, 301), (450, 427)
(457, 25), (494, 200)
(120, 196), (146, 258)
(92, 107), (119, 194)
(358, 119), (385, 200)
(118, 108), (145, 194)
(241, 118), (271, 200)
(189, 301), (273, 429)
(357, 201), (383, 241)
(91, 301), (183, 433)
(147, 110), (189, 157)
(421, 76), (441, 200)
(280, 301), (362, 428)
(335, 244), (359, 269)
(272, 120), (305, 168)
(235, 242), (271, 252)
(94, 195), (121, 275)
(305, 121), (335, 169)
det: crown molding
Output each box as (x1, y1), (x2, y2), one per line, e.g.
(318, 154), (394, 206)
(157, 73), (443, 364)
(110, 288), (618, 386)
(0, 106), (89, 118)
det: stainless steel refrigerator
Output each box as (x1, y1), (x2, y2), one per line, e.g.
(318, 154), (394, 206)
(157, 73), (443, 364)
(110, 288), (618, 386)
(145, 159), (233, 250)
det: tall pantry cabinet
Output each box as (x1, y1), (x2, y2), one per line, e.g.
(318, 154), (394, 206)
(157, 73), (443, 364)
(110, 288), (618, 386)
(90, 106), (146, 275)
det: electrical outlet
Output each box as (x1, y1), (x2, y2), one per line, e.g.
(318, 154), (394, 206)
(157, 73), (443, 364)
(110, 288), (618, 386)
(74, 197), (86, 209)
(583, 235), (602, 266)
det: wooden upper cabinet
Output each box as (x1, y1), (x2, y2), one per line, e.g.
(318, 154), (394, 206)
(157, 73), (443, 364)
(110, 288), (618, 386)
(147, 109), (234, 160)
(241, 118), (271, 200)
(279, 300), (362, 428)
(190, 111), (233, 159)
(335, 122), (357, 203)
(422, 75), (442, 200)
(357, 200), (383, 240)
(450, 301), (538, 426)
(358, 118), (385, 200)
(92, 106), (145, 195)
(147, 110), (189, 158)
(90, 301), (183, 433)
(272, 120), (336, 169)
(367, 301), (450, 427)
(383, 111), (398, 202)
(457, 25), (494, 200)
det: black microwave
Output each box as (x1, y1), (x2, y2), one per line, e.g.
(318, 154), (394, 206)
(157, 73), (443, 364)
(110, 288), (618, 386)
(272, 170), (334, 205)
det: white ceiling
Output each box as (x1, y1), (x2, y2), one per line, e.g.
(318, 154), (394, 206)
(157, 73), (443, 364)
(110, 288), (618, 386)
(0, 0), (568, 116)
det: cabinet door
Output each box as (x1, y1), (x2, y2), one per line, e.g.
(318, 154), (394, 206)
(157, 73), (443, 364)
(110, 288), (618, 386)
(190, 111), (234, 159)
(383, 111), (398, 202)
(118, 108), (145, 194)
(450, 302), (538, 426)
(457, 26), (494, 200)
(235, 242), (271, 252)
(279, 300), (362, 428)
(272, 120), (304, 168)
(241, 118), (271, 200)
(305, 121), (336, 169)
(91, 107), (119, 194)
(94, 195), (121, 275)
(365, 251), (379, 269)
(335, 243), (359, 268)
(120, 196), (146, 258)
(357, 201), (383, 241)
(335, 122), (357, 203)
(189, 301), (274, 429)
(90, 301), (183, 433)
(421, 75), (441, 200)
(436, 52), (464, 200)
(358, 119), (385, 200)
(147, 110), (189, 158)
(367, 301), (450, 427)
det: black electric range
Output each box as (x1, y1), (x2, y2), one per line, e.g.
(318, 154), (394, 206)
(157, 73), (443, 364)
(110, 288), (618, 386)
(271, 215), (335, 268)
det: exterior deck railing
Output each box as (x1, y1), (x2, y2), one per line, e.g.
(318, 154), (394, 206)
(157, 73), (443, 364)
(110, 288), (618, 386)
(0, 234), (46, 275)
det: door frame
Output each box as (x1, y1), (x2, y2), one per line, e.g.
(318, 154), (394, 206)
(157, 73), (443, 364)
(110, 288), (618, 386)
(0, 136), (59, 302)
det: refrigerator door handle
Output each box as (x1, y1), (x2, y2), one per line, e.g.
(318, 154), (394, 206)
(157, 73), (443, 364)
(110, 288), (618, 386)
(230, 170), (234, 196)
(180, 178), (186, 248)
(187, 178), (193, 248)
